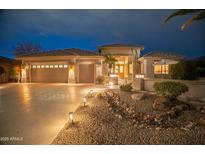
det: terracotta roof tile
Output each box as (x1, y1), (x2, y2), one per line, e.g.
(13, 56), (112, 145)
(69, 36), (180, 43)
(17, 48), (98, 57)
(142, 51), (185, 60)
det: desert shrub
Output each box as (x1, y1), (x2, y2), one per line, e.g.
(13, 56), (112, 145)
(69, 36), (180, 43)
(169, 61), (197, 80)
(96, 75), (105, 84)
(120, 83), (133, 92)
(196, 67), (205, 77)
(153, 81), (189, 99)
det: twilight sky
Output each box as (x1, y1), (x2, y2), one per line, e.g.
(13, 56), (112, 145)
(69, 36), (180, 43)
(0, 9), (204, 58)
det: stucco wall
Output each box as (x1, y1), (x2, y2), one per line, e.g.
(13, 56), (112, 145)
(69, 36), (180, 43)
(143, 59), (154, 78)
(143, 78), (205, 99)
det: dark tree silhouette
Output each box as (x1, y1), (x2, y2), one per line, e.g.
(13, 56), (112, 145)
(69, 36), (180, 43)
(164, 9), (205, 30)
(13, 41), (43, 57)
(0, 66), (5, 76)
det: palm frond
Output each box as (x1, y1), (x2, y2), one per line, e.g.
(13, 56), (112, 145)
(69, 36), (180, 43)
(181, 11), (205, 30)
(164, 9), (203, 23)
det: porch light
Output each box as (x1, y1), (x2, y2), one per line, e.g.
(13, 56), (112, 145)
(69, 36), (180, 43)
(109, 81), (114, 87)
(68, 112), (74, 124)
(83, 97), (86, 107)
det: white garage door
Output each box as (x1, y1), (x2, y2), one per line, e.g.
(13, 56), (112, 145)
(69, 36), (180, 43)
(79, 64), (94, 83)
(31, 64), (68, 83)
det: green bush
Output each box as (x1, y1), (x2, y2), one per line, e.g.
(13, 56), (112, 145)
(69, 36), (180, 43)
(169, 61), (197, 80)
(153, 81), (189, 99)
(120, 83), (133, 92)
(96, 75), (105, 84)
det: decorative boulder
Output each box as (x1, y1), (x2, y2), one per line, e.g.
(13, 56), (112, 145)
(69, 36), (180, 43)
(200, 97), (205, 102)
(131, 93), (145, 101)
(199, 117), (205, 125)
(152, 96), (171, 111)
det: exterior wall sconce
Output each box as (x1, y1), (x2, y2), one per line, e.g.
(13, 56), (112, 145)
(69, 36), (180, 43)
(109, 81), (114, 88)
(68, 112), (74, 124)
(83, 97), (86, 107)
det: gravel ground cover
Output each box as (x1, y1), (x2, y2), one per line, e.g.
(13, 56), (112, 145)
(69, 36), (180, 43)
(52, 90), (205, 145)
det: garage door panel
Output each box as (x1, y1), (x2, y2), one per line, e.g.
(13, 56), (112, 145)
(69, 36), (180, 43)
(31, 68), (68, 83)
(79, 64), (94, 83)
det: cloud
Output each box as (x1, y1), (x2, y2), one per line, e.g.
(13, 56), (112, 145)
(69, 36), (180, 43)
(0, 10), (205, 57)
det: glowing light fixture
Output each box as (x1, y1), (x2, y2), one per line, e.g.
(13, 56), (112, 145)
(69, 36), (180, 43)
(83, 97), (86, 107)
(109, 81), (114, 86)
(89, 90), (93, 95)
(68, 112), (74, 124)
(109, 81), (114, 88)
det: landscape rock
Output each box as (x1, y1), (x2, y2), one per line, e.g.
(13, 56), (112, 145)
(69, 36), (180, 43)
(198, 117), (205, 125)
(178, 94), (190, 102)
(115, 114), (122, 119)
(155, 127), (161, 130)
(152, 96), (171, 111)
(181, 122), (195, 131)
(131, 93), (145, 101)
(199, 97), (205, 102)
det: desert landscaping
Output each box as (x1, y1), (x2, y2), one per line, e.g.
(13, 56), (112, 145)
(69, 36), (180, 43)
(52, 85), (205, 145)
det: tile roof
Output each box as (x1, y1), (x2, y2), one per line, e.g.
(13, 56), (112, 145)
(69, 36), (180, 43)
(98, 43), (144, 49)
(17, 48), (99, 57)
(0, 56), (21, 64)
(142, 51), (185, 60)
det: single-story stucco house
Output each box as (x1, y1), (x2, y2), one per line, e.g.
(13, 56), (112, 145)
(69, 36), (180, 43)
(15, 44), (184, 84)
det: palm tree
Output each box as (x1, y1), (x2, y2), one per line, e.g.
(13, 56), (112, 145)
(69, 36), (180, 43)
(103, 54), (117, 76)
(164, 9), (205, 30)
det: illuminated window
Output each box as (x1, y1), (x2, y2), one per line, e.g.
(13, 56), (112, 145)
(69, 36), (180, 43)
(45, 65), (49, 68)
(64, 65), (68, 68)
(41, 65), (45, 68)
(54, 65), (58, 68)
(115, 66), (119, 73)
(50, 65), (54, 68)
(154, 65), (169, 74)
(32, 65), (36, 68)
(37, 65), (40, 68)
(59, 65), (63, 68)
(119, 66), (123, 73)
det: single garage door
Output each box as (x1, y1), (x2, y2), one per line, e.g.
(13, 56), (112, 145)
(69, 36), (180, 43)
(79, 64), (94, 83)
(31, 64), (68, 83)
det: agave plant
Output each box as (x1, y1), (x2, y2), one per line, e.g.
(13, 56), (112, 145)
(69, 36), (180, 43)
(164, 9), (205, 30)
(103, 54), (117, 75)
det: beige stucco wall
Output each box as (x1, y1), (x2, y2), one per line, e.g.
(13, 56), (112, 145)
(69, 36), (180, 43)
(143, 59), (154, 78)
(132, 77), (205, 99)
(143, 78), (205, 99)
(22, 57), (102, 83)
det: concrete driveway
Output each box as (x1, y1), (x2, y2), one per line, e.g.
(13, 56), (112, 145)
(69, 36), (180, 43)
(0, 83), (106, 144)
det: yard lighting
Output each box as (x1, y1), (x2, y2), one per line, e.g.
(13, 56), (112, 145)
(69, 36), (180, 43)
(89, 90), (93, 95)
(68, 112), (74, 124)
(83, 97), (86, 107)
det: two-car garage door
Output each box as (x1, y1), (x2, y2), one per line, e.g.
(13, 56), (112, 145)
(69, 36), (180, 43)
(31, 64), (94, 83)
(31, 64), (68, 83)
